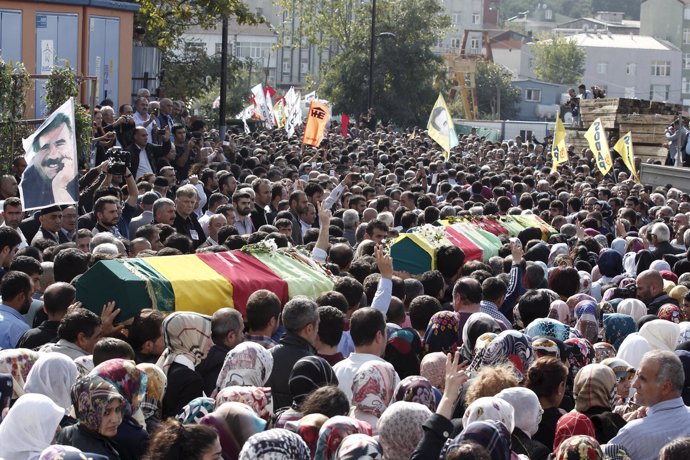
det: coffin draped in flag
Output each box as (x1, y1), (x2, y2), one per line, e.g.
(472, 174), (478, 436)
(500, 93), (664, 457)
(76, 248), (333, 322)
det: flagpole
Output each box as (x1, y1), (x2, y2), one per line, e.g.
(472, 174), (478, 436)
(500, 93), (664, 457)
(219, 16), (229, 141)
(368, 0), (377, 111)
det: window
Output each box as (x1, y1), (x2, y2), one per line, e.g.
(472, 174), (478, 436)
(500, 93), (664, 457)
(684, 29), (690, 44)
(525, 89), (542, 102)
(683, 78), (690, 94)
(625, 87), (636, 98)
(650, 84), (670, 100)
(685, 54), (690, 70)
(626, 63), (636, 75)
(452, 13), (460, 25)
(214, 43), (223, 55)
(234, 41), (271, 60)
(184, 41), (205, 54)
(545, 9), (553, 20)
(470, 38), (480, 51)
(451, 38), (461, 48)
(685, 7), (690, 19)
(596, 61), (608, 74)
(282, 61), (290, 73)
(472, 13), (481, 25)
(651, 60), (671, 77)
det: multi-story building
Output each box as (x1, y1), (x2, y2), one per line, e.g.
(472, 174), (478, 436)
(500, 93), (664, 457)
(641, 0), (690, 108)
(434, 0), (486, 56)
(520, 33), (682, 103)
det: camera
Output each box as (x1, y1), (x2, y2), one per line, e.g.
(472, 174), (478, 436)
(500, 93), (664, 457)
(105, 146), (130, 176)
(191, 131), (203, 141)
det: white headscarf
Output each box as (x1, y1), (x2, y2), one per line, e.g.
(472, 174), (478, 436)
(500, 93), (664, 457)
(617, 299), (647, 323)
(638, 319), (680, 352)
(0, 394), (64, 460)
(216, 341), (274, 390)
(24, 353), (79, 412)
(677, 322), (690, 345)
(496, 387), (543, 437)
(462, 396), (515, 434)
(623, 252), (637, 277)
(616, 333), (652, 368)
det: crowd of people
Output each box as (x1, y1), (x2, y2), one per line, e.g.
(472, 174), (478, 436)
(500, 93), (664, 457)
(3, 92), (690, 460)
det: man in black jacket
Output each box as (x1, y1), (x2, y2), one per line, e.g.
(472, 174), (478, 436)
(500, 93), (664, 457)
(649, 222), (685, 261)
(266, 296), (319, 409)
(196, 308), (244, 395)
(127, 126), (173, 180)
(637, 269), (678, 315)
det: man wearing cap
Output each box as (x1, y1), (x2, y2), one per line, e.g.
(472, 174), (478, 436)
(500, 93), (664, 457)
(129, 191), (158, 237)
(31, 206), (70, 245)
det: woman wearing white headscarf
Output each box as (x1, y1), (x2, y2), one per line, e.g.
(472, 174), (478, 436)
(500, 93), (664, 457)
(617, 299), (647, 323)
(638, 319), (680, 351)
(24, 353), (79, 415)
(462, 396), (515, 434)
(0, 393), (65, 460)
(496, 387), (550, 460)
(616, 333), (652, 368)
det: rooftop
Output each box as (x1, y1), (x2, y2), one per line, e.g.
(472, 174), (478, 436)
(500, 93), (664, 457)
(555, 33), (678, 51)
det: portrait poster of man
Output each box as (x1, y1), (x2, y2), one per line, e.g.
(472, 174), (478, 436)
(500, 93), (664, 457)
(427, 93), (459, 159)
(20, 97), (79, 211)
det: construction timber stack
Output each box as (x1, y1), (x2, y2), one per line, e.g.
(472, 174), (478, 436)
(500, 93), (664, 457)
(564, 98), (682, 163)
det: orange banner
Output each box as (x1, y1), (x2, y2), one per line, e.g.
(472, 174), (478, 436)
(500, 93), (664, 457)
(302, 100), (330, 147)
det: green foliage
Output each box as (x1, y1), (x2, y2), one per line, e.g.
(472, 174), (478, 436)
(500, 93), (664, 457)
(530, 34), (585, 85)
(0, 59), (32, 172)
(192, 65), (254, 124)
(475, 60), (521, 119)
(135, 0), (261, 50)
(500, 0), (592, 21)
(44, 66), (91, 167)
(591, 0), (641, 20)
(317, 0), (451, 126)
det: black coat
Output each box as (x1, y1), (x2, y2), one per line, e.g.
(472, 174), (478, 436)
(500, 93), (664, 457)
(411, 413), (462, 460)
(647, 292), (679, 316)
(196, 343), (230, 396)
(161, 362), (204, 419)
(511, 427), (549, 460)
(585, 406), (627, 445)
(16, 320), (59, 349)
(112, 415), (149, 460)
(56, 424), (121, 460)
(127, 141), (171, 177)
(266, 332), (315, 410)
(651, 241), (686, 261)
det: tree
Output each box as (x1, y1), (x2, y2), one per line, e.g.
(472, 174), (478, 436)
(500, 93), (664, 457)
(316, 0), (450, 126)
(530, 34), (585, 85)
(135, 0), (260, 50)
(475, 61), (521, 119)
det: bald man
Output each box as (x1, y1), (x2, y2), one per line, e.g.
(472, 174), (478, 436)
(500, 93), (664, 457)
(636, 269), (677, 315)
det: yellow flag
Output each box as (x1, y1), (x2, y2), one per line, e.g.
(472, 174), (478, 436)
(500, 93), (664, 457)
(427, 93), (459, 159)
(551, 113), (568, 171)
(614, 131), (640, 183)
(408, 128), (416, 140)
(584, 118), (612, 176)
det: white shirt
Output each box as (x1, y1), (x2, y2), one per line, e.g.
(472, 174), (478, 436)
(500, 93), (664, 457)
(136, 146), (154, 179)
(198, 210), (214, 235)
(333, 352), (400, 401)
(133, 111), (153, 143)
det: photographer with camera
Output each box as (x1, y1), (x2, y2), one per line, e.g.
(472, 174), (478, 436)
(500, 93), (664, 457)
(127, 126), (172, 181)
(132, 97), (157, 144)
(101, 105), (135, 151)
(173, 124), (197, 182)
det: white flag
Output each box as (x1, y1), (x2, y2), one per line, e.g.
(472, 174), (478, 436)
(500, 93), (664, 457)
(284, 87), (301, 138)
(250, 84), (274, 129)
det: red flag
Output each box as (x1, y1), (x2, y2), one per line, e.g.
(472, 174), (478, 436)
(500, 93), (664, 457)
(265, 85), (277, 98)
(341, 114), (350, 137)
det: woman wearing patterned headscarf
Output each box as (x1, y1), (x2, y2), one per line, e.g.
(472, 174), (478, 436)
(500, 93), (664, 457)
(423, 311), (460, 354)
(215, 341), (273, 392)
(89, 359), (149, 460)
(0, 348), (40, 400)
(593, 342), (617, 362)
(496, 387), (550, 460)
(600, 358), (636, 413)
(420, 352), (447, 391)
(384, 328), (422, 379)
(525, 318), (571, 342)
(199, 402), (266, 460)
(602, 314), (637, 351)
(215, 386), (273, 421)
(462, 396), (515, 434)
(564, 338), (596, 381)
(335, 433), (382, 460)
(553, 411), (596, 454)
(439, 420), (512, 460)
(349, 360), (396, 432)
(157, 312), (213, 418)
(56, 375), (125, 459)
(460, 312), (502, 362)
(393, 375), (437, 411)
(239, 428), (310, 460)
(573, 364), (626, 444)
(314, 415), (372, 460)
(480, 330), (535, 382)
(574, 301), (600, 345)
(176, 396), (215, 425)
(378, 401), (432, 460)
(555, 435), (604, 460)
(135, 363), (166, 434)
(0, 393), (65, 460)
(658, 304), (682, 323)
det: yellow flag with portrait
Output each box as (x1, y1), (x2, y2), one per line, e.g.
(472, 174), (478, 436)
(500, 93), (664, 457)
(584, 118), (612, 175)
(427, 94), (459, 159)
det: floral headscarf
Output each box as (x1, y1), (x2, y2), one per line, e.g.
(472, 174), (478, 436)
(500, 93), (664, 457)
(335, 434), (383, 460)
(392, 375), (437, 411)
(0, 348), (40, 399)
(593, 342), (617, 363)
(480, 330), (535, 382)
(24, 353), (79, 412)
(658, 304), (682, 323)
(463, 396), (515, 433)
(555, 435), (603, 460)
(553, 412), (596, 453)
(602, 314), (637, 350)
(600, 358), (635, 382)
(90, 359), (147, 417)
(176, 397), (215, 424)
(289, 356), (338, 407)
(377, 402), (432, 460)
(440, 420), (511, 460)
(573, 364), (617, 412)
(468, 333), (498, 372)
(136, 363), (166, 421)
(314, 416), (372, 460)
(156, 312), (213, 374)
(216, 341), (273, 390)
(215, 386), (273, 421)
(564, 338), (595, 379)
(420, 352), (446, 390)
(460, 312), (502, 360)
(239, 428), (310, 460)
(525, 318), (571, 341)
(199, 402), (266, 460)
(423, 311), (460, 354)
(638, 319), (680, 351)
(532, 337), (561, 359)
(71, 375), (125, 433)
(350, 361), (396, 418)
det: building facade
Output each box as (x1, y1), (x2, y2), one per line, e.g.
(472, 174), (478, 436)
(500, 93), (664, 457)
(434, 0), (486, 56)
(511, 78), (566, 121)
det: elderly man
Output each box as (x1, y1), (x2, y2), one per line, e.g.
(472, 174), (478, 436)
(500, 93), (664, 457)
(610, 350), (690, 459)
(199, 214), (227, 248)
(637, 269), (677, 315)
(649, 222), (685, 261)
(173, 185), (206, 248)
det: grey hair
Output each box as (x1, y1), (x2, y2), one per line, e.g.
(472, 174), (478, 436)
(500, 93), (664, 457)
(343, 209), (359, 230)
(645, 350), (684, 393)
(211, 308), (243, 344)
(683, 228), (690, 249)
(651, 222), (671, 243)
(282, 296), (319, 333)
(153, 198), (175, 217)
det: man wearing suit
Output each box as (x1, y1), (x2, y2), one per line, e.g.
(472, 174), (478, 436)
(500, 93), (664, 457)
(127, 126), (173, 180)
(128, 192), (159, 237)
(288, 190), (308, 246)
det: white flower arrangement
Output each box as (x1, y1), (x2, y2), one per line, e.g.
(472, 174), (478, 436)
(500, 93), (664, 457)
(414, 224), (451, 248)
(241, 238), (279, 255)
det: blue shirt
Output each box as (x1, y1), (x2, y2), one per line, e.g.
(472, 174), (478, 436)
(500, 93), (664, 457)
(610, 397), (690, 460)
(0, 304), (30, 349)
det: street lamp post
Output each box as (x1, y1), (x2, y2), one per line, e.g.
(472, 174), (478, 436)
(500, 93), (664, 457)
(367, 0), (377, 112)
(219, 16), (229, 141)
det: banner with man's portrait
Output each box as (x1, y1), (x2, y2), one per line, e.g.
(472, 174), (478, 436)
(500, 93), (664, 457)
(20, 97), (79, 211)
